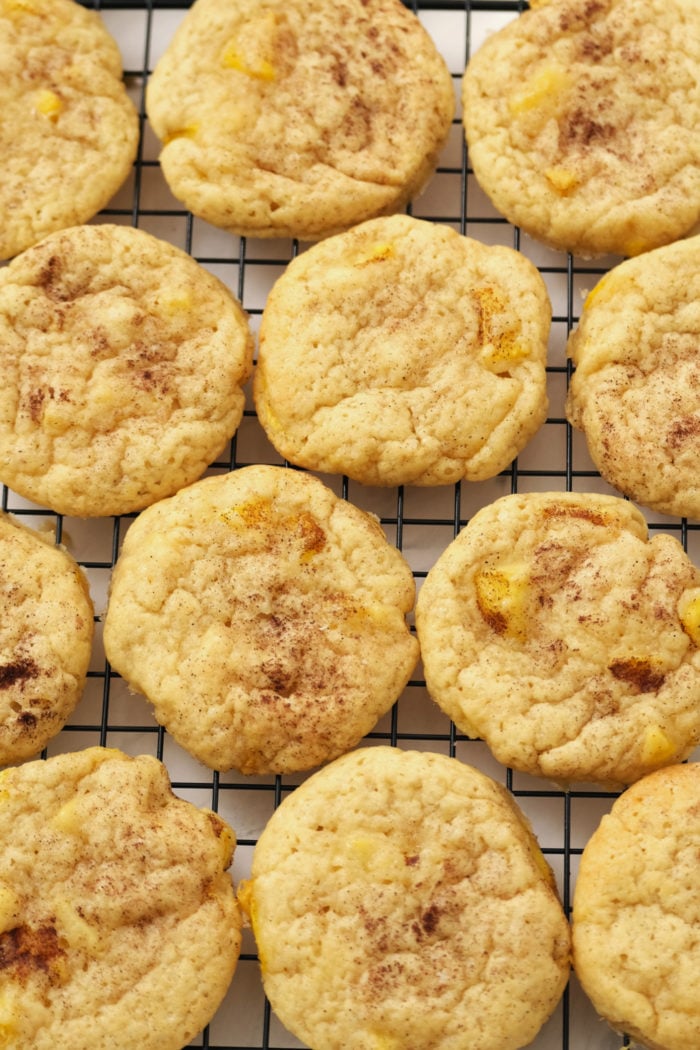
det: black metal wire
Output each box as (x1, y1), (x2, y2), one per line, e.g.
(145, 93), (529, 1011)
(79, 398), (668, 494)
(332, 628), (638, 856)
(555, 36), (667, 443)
(4, 2), (698, 1047)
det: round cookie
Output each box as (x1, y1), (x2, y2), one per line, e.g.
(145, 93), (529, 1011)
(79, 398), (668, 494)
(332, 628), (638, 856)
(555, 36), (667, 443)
(415, 492), (700, 788)
(145, 0), (455, 241)
(238, 745), (571, 1050)
(254, 215), (551, 487)
(103, 465), (419, 774)
(0, 746), (241, 1049)
(572, 762), (700, 1050)
(462, 0), (700, 258)
(0, 223), (254, 517)
(566, 234), (700, 521)
(0, 511), (93, 765)
(0, 0), (139, 261)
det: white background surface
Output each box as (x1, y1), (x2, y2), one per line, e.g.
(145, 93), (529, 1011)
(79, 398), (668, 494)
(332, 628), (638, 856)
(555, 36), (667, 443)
(4, 2), (698, 1047)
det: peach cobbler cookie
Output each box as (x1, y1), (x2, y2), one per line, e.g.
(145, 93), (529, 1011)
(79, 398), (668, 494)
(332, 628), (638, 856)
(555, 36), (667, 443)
(416, 492), (700, 787)
(462, 0), (700, 257)
(0, 747), (241, 1049)
(566, 234), (700, 520)
(573, 762), (700, 1050)
(238, 746), (571, 1050)
(0, 0), (139, 261)
(103, 466), (419, 774)
(0, 224), (253, 517)
(146, 0), (455, 240)
(0, 511), (93, 765)
(255, 215), (550, 486)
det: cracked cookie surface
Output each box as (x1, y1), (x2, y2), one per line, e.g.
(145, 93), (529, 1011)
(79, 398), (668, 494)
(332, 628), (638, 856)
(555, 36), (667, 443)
(0, 0), (139, 261)
(103, 465), (419, 774)
(0, 746), (241, 1049)
(0, 223), (253, 517)
(573, 762), (700, 1050)
(238, 745), (571, 1050)
(254, 215), (550, 486)
(566, 234), (700, 520)
(0, 512), (93, 764)
(145, 0), (455, 240)
(462, 0), (700, 257)
(416, 492), (700, 787)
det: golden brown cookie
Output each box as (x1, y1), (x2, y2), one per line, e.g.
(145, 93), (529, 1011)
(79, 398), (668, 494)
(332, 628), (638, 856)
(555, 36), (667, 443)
(566, 234), (700, 520)
(238, 745), (571, 1050)
(1, 0), (139, 261)
(0, 746), (241, 1049)
(416, 492), (700, 787)
(573, 762), (700, 1050)
(254, 214), (551, 486)
(103, 465), (419, 774)
(0, 224), (254, 517)
(146, 0), (455, 240)
(462, 0), (700, 257)
(0, 511), (93, 765)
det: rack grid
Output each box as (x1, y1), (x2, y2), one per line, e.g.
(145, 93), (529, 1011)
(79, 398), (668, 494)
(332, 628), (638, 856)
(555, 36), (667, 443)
(4, 2), (699, 1047)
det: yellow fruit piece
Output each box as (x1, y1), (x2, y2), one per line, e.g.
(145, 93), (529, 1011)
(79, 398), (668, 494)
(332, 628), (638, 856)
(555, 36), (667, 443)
(162, 125), (199, 145)
(257, 386), (283, 435)
(370, 1036), (402, 1050)
(679, 591), (700, 646)
(0, 1027), (15, 1049)
(622, 236), (652, 258)
(236, 879), (254, 920)
(0, 997), (16, 1050)
(224, 497), (272, 529)
(582, 273), (619, 311)
(34, 89), (62, 120)
(480, 341), (528, 371)
(508, 65), (572, 117)
(545, 166), (579, 194)
(205, 811), (236, 868)
(52, 798), (81, 835)
(161, 291), (193, 315)
(220, 11), (278, 80)
(475, 561), (530, 642)
(2, 0), (33, 15)
(342, 833), (405, 881)
(640, 725), (676, 766)
(53, 898), (101, 954)
(343, 603), (392, 633)
(221, 47), (275, 80)
(352, 242), (396, 267)
(41, 403), (73, 435)
(222, 500), (326, 559)
(473, 286), (524, 371)
(237, 880), (267, 972)
(348, 835), (375, 865)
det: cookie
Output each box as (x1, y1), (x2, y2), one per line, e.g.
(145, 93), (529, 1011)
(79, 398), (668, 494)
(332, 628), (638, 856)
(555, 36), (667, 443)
(0, 512), (93, 765)
(0, 223), (254, 518)
(0, 746), (241, 1049)
(103, 465), (419, 774)
(415, 492), (700, 788)
(0, 0), (139, 261)
(566, 234), (700, 520)
(237, 745), (571, 1050)
(254, 215), (551, 487)
(462, 0), (700, 258)
(145, 0), (455, 241)
(573, 762), (700, 1050)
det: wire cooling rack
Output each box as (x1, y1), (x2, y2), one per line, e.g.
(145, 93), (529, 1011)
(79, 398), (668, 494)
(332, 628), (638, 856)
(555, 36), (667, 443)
(4, 1), (699, 1047)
